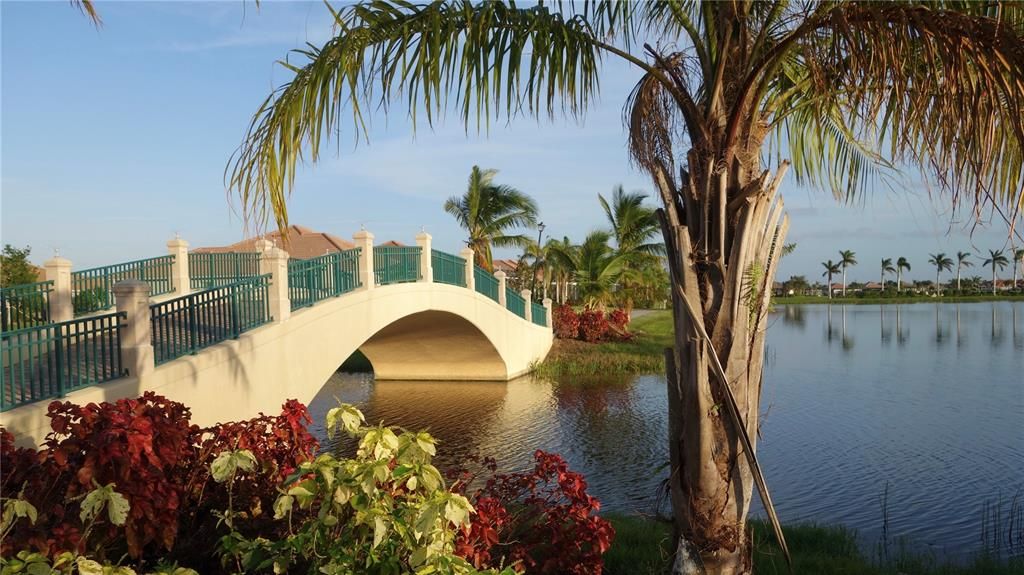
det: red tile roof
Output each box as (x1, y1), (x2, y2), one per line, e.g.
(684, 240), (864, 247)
(193, 225), (355, 259)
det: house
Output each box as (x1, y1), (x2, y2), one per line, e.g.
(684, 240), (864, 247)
(192, 225), (355, 259)
(863, 281), (884, 291)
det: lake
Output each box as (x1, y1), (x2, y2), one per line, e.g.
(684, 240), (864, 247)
(308, 302), (1024, 559)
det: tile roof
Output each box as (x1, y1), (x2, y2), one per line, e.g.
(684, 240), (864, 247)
(192, 225), (355, 259)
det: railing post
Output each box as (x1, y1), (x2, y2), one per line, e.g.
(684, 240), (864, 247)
(113, 280), (154, 379)
(44, 256), (74, 323)
(521, 289), (532, 322)
(461, 248), (475, 291)
(543, 297), (553, 330)
(415, 231), (433, 283)
(167, 236), (190, 296)
(259, 241), (290, 323)
(495, 271), (507, 306)
(353, 230), (375, 290)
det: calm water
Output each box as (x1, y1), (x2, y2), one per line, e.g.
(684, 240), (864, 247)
(309, 302), (1024, 558)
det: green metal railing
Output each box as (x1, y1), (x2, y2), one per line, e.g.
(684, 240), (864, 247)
(73, 256), (175, 316)
(189, 252), (262, 290)
(150, 275), (271, 365)
(506, 288), (526, 319)
(531, 302), (547, 327)
(374, 246), (421, 285)
(1, 281), (52, 332)
(474, 266), (500, 302)
(1, 312), (125, 411)
(288, 249), (361, 310)
(431, 250), (466, 287)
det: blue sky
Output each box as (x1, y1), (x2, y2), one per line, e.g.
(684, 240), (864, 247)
(2, 1), (1020, 282)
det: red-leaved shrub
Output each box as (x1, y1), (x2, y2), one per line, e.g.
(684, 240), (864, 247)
(454, 451), (615, 574)
(577, 309), (610, 342)
(553, 304), (580, 339)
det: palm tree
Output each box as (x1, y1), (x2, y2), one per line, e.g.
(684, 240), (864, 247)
(1013, 248), (1024, 289)
(984, 250), (1010, 296)
(955, 252), (973, 293)
(896, 257), (912, 293)
(571, 231), (625, 309)
(839, 250), (857, 297)
(928, 253), (954, 295)
(443, 166), (538, 271)
(227, 3), (1024, 570)
(599, 186), (663, 313)
(545, 236), (577, 305)
(821, 260), (841, 300)
(880, 258), (895, 291)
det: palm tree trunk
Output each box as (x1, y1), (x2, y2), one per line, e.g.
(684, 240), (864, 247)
(897, 270), (902, 293)
(842, 268), (847, 297)
(993, 267), (998, 296)
(657, 157), (789, 575)
(957, 267), (961, 292)
(936, 269), (941, 296)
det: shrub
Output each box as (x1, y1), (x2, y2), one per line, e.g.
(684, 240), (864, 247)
(454, 451), (615, 574)
(577, 309), (609, 342)
(552, 304), (580, 339)
(606, 309), (631, 340)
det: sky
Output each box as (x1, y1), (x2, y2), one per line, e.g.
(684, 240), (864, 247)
(2, 1), (1020, 283)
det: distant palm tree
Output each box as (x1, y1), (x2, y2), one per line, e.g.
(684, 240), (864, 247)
(545, 236), (577, 304)
(573, 230), (625, 309)
(955, 251), (973, 292)
(444, 166), (538, 271)
(1013, 248), (1024, 289)
(599, 186), (663, 313)
(896, 257), (912, 293)
(928, 253), (954, 295)
(838, 250), (857, 297)
(880, 258), (895, 290)
(983, 250), (1010, 295)
(821, 260), (841, 300)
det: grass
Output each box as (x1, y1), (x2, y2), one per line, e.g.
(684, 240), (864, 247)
(603, 514), (1024, 575)
(776, 294), (1024, 305)
(533, 312), (674, 378)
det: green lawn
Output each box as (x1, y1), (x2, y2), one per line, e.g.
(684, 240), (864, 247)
(603, 514), (1024, 575)
(533, 311), (674, 378)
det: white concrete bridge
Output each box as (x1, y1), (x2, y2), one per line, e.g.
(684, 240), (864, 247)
(1, 230), (553, 446)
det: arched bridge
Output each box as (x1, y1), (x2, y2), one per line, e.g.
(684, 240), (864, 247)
(0, 230), (553, 446)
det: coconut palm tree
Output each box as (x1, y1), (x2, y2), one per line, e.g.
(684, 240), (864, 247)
(928, 253), (954, 295)
(880, 258), (895, 291)
(572, 230), (625, 309)
(984, 250), (1010, 296)
(896, 257), (912, 293)
(955, 251), (973, 293)
(839, 250), (857, 297)
(227, 3), (1024, 569)
(821, 260), (841, 300)
(545, 236), (577, 305)
(443, 166), (538, 271)
(599, 186), (663, 313)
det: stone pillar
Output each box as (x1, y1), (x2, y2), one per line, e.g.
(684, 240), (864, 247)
(415, 231), (433, 283)
(167, 237), (190, 295)
(353, 230), (375, 290)
(460, 248), (475, 291)
(521, 289), (532, 322)
(495, 271), (507, 306)
(543, 297), (553, 329)
(113, 280), (154, 378)
(260, 245), (290, 323)
(254, 238), (273, 253)
(44, 256), (73, 323)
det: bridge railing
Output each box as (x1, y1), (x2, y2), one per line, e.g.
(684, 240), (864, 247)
(1, 281), (53, 332)
(150, 274), (271, 365)
(1, 311), (125, 411)
(431, 250), (466, 287)
(288, 249), (361, 310)
(474, 266), (500, 302)
(531, 301), (547, 327)
(73, 256), (175, 316)
(374, 246), (421, 285)
(189, 252), (262, 290)
(505, 287), (526, 319)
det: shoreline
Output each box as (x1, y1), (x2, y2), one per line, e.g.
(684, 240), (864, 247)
(774, 294), (1024, 305)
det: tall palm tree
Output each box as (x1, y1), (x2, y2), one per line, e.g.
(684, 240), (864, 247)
(955, 251), (973, 293)
(928, 253), (954, 295)
(984, 250), (1010, 296)
(599, 186), (663, 313)
(880, 258), (895, 291)
(1013, 248), (1024, 289)
(821, 260), (841, 300)
(839, 250), (857, 297)
(443, 166), (538, 271)
(227, 3), (1024, 570)
(896, 257), (912, 293)
(545, 236), (577, 305)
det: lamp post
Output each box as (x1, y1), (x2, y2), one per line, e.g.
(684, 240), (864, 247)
(531, 222), (545, 300)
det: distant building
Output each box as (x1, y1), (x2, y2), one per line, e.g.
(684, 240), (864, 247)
(863, 281), (883, 291)
(192, 225), (356, 259)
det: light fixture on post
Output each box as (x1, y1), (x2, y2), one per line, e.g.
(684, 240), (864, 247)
(531, 222), (545, 300)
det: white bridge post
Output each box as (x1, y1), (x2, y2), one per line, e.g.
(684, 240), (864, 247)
(495, 271), (507, 306)
(113, 280), (154, 378)
(460, 248), (475, 291)
(167, 236), (190, 296)
(353, 230), (375, 290)
(543, 297), (553, 329)
(44, 255), (74, 323)
(257, 239), (290, 323)
(415, 231), (433, 283)
(521, 289), (532, 322)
